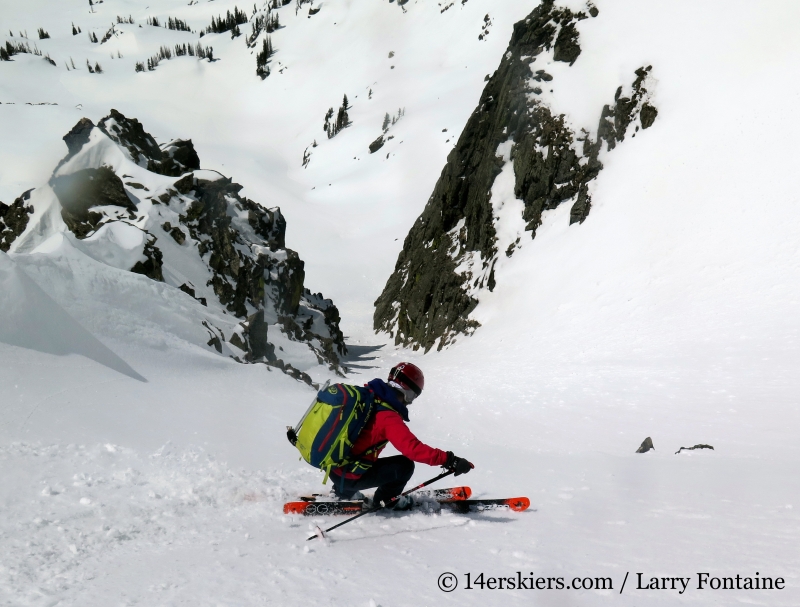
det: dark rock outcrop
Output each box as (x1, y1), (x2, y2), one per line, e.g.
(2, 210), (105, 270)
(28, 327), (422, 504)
(151, 139), (201, 176)
(0, 191), (34, 252)
(62, 118), (95, 157)
(98, 109), (162, 166)
(183, 175), (301, 319)
(162, 221), (186, 244)
(374, 0), (658, 351)
(674, 444), (714, 455)
(244, 309), (273, 360)
(52, 117), (96, 176)
(279, 289), (346, 369)
(368, 135), (385, 154)
(97, 109), (200, 176)
(636, 437), (655, 453)
(596, 67), (654, 151)
(640, 103), (658, 129)
(553, 20), (581, 65)
(172, 171), (345, 369)
(179, 282), (207, 306)
(52, 166), (136, 239)
(173, 173), (194, 194)
(130, 234), (165, 282)
(569, 185), (592, 225)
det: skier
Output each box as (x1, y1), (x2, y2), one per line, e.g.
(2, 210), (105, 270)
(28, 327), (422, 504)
(329, 362), (474, 510)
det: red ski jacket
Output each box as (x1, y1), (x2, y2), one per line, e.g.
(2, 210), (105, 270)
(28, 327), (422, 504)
(333, 409), (448, 479)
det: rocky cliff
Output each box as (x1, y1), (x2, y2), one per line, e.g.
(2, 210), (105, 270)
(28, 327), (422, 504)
(374, 0), (657, 352)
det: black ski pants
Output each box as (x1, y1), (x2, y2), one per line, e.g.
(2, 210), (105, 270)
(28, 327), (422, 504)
(330, 455), (415, 505)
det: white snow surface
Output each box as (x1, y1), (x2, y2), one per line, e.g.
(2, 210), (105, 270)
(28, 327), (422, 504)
(2, 1), (800, 606)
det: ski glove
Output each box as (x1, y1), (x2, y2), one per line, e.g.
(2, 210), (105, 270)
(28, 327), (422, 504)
(444, 451), (474, 476)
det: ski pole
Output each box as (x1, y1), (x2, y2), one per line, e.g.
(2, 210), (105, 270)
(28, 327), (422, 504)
(307, 469), (454, 541)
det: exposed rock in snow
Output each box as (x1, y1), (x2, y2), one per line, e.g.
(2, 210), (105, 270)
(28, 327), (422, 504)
(59, 117), (95, 166)
(636, 437), (655, 453)
(0, 191), (34, 252)
(130, 233), (165, 281)
(5, 110), (346, 378)
(368, 134), (385, 154)
(374, 0), (658, 352)
(97, 109), (202, 176)
(155, 139), (201, 177)
(675, 444), (714, 455)
(596, 67), (657, 152)
(552, 10), (583, 65)
(98, 109), (162, 167)
(52, 166), (136, 238)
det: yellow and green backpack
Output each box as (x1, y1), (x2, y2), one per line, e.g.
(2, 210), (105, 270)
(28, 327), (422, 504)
(286, 382), (376, 483)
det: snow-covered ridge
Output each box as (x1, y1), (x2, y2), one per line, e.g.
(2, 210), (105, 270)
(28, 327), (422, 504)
(6, 109), (346, 383)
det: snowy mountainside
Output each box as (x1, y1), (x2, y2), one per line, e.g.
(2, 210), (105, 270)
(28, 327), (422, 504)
(0, 0), (539, 338)
(375, 0), (658, 351)
(2, 1), (800, 607)
(6, 109), (346, 382)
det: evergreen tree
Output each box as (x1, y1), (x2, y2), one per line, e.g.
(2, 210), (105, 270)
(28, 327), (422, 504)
(335, 96), (351, 133)
(204, 6), (249, 35)
(267, 12), (280, 33)
(325, 96), (353, 139)
(255, 36), (273, 79)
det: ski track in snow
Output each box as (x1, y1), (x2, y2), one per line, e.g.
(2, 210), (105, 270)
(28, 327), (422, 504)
(3, 439), (800, 606)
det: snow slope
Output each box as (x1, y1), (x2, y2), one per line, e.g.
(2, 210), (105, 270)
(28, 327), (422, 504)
(0, 251), (144, 380)
(2, 1), (800, 606)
